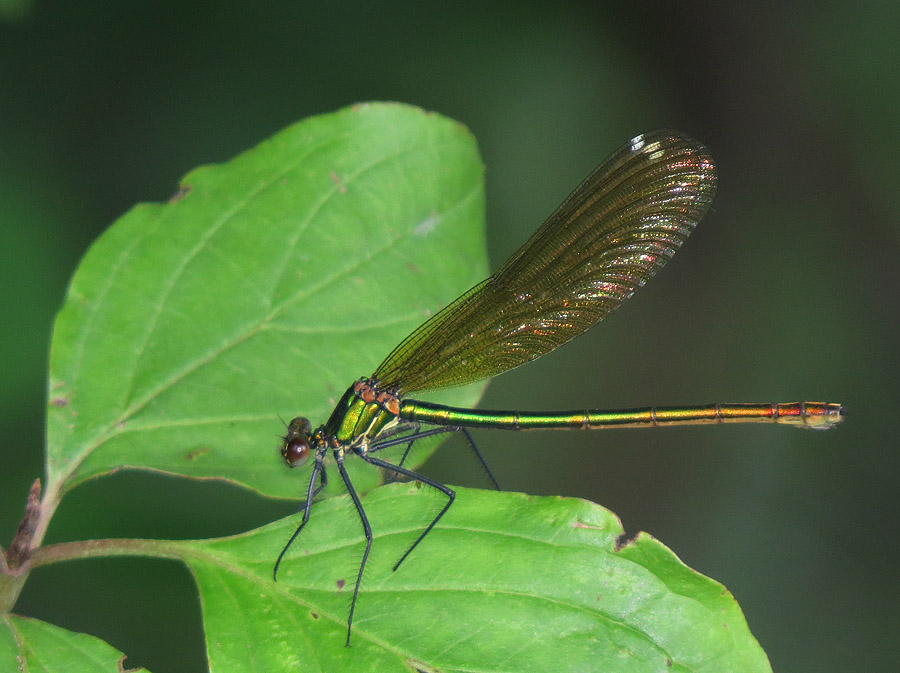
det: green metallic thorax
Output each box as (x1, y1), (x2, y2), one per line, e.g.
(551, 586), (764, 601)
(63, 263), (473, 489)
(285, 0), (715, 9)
(323, 384), (399, 449)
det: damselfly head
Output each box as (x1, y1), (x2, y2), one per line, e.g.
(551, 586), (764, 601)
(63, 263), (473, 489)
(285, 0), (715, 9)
(281, 417), (313, 467)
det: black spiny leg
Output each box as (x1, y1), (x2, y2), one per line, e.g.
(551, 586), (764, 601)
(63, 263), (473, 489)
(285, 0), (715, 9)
(336, 451), (372, 647)
(369, 426), (458, 482)
(273, 453), (327, 581)
(367, 425), (459, 454)
(396, 437), (416, 469)
(370, 425), (500, 490)
(460, 428), (500, 490)
(359, 453), (455, 571)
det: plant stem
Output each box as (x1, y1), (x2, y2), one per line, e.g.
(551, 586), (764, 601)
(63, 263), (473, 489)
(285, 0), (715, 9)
(27, 538), (187, 568)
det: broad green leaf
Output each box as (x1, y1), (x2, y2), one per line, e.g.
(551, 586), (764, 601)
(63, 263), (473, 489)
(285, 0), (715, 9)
(178, 485), (770, 673)
(46, 103), (488, 501)
(1, 614), (146, 672)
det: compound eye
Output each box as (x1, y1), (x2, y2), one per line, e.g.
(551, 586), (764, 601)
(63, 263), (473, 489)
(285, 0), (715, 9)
(282, 436), (310, 467)
(281, 417), (313, 467)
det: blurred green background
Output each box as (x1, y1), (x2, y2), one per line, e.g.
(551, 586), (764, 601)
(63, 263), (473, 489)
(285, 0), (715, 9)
(1, 2), (897, 671)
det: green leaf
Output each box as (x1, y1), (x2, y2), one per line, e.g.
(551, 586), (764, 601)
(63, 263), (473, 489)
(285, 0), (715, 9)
(46, 102), (488, 501)
(175, 485), (769, 673)
(1, 614), (146, 672)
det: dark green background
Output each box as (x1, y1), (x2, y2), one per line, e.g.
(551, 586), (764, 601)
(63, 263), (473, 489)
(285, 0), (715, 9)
(2, 2), (896, 671)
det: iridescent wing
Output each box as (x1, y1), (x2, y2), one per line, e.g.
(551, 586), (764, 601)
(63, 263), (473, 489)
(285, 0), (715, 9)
(374, 130), (717, 394)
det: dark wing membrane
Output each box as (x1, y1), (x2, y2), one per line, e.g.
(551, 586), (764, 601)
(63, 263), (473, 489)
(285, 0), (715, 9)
(374, 130), (717, 394)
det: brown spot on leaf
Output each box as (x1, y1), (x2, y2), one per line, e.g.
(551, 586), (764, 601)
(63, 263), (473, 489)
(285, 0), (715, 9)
(310, 611), (319, 619)
(50, 397), (69, 407)
(117, 655), (141, 672)
(336, 578), (345, 590)
(329, 170), (347, 193)
(185, 446), (211, 461)
(574, 520), (603, 530)
(168, 185), (192, 202)
(614, 531), (638, 551)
